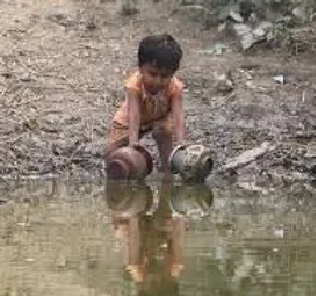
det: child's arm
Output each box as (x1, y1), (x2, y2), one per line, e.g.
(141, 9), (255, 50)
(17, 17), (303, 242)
(127, 89), (141, 146)
(171, 91), (185, 144)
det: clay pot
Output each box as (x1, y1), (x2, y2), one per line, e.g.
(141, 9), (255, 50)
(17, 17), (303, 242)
(106, 145), (153, 181)
(168, 144), (213, 182)
(105, 181), (153, 213)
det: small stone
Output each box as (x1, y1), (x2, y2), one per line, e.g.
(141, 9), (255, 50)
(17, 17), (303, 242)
(229, 11), (244, 23)
(252, 27), (265, 38)
(222, 142), (275, 171)
(304, 152), (316, 159)
(246, 80), (254, 88)
(45, 11), (67, 23)
(292, 5), (309, 23)
(273, 74), (284, 84)
(56, 254), (67, 268)
(261, 188), (270, 195)
(218, 22), (226, 32)
(310, 13), (316, 22)
(0, 197), (8, 204)
(86, 21), (97, 30)
(121, 2), (139, 16)
(213, 42), (229, 55)
(20, 73), (32, 82)
(233, 23), (252, 37)
(245, 72), (253, 80)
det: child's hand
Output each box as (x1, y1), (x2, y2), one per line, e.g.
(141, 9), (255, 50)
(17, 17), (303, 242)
(129, 141), (140, 148)
(174, 140), (188, 147)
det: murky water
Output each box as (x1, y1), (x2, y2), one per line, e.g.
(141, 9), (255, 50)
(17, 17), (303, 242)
(0, 179), (316, 295)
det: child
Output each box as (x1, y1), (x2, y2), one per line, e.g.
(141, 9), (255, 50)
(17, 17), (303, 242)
(105, 34), (185, 172)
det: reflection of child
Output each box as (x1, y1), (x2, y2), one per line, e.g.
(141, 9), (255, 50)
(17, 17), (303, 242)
(107, 180), (185, 295)
(105, 34), (185, 171)
(127, 213), (185, 296)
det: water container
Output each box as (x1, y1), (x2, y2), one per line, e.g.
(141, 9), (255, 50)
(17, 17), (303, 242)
(106, 145), (153, 181)
(168, 144), (213, 182)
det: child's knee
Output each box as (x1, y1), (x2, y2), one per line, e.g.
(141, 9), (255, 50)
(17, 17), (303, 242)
(105, 143), (118, 160)
(152, 125), (173, 141)
(105, 125), (129, 159)
(152, 114), (173, 140)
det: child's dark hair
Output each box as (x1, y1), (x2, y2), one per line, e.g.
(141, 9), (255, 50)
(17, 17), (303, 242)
(137, 34), (182, 73)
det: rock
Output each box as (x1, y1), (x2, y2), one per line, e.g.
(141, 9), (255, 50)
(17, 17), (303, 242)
(217, 4), (240, 23)
(229, 11), (244, 23)
(303, 150), (316, 174)
(86, 20), (97, 30)
(56, 253), (67, 268)
(20, 72), (33, 82)
(310, 13), (316, 22)
(292, 5), (309, 23)
(233, 23), (252, 37)
(232, 21), (273, 50)
(44, 9), (75, 27)
(214, 71), (233, 93)
(121, 0), (139, 16)
(221, 142), (276, 171)
(173, 4), (216, 25)
(273, 74), (287, 85)
(237, 181), (263, 191)
(239, 1), (255, 21)
(276, 15), (292, 24)
(0, 197), (9, 204)
(253, 21), (273, 38)
(177, 0), (202, 5)
(41, 115), (63, 133)
(252, 77), (277, 90)
(304, 152), (316, 159)
(176, 0), (316, 32)
(232, 23), (255, 50)
(240, 33), (257, 50)
(213, 42), (230, 55)
(218, 22), (227, 32)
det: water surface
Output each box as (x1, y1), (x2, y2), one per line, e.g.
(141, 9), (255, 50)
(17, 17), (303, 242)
(0, 179), (316, 296)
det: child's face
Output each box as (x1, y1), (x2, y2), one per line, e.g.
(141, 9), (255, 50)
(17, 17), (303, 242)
(140, 63), (173, 95)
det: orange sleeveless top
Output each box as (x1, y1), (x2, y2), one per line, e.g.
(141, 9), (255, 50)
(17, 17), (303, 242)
(112, 72), (183, 127)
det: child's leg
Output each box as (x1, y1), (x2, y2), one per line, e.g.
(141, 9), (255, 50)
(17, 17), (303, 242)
(105, 122), (149, 160)
(152, 114), (174, 172)
(105, 122), (130, 160)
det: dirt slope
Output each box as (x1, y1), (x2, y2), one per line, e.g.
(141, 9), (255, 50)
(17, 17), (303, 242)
(1, 0), (316, 183)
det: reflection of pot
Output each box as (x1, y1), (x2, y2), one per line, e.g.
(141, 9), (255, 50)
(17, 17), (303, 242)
(171, 184), (213, 215)
(105, 181), (153, 214)
(106, 145), (153, 181)
(168, 144), (213, 182)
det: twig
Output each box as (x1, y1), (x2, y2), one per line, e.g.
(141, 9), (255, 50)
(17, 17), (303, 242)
(0, 87), (8, 99)
(208, 92), (236, 111)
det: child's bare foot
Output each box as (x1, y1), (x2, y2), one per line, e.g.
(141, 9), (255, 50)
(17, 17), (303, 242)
(126, 265), (144, 282)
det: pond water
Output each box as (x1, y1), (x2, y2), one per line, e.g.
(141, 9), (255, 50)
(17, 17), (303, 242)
(0, 179), (316, 296)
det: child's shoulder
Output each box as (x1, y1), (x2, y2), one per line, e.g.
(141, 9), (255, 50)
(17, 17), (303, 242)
(123, 71), (142, 92)
(172, 76), (184, 89)
(166, 76), (184, 97)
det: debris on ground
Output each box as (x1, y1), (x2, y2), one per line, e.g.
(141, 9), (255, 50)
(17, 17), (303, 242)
(220, 142), (276, 172)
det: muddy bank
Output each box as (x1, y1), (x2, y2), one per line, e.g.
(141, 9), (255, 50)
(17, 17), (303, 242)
(0, 0), (316, 185)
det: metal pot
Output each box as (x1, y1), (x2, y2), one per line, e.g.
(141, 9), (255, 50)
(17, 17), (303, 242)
(106, 145), (153, 181)
(168, 144), (213, 182)
(171, 184), (214, 215)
